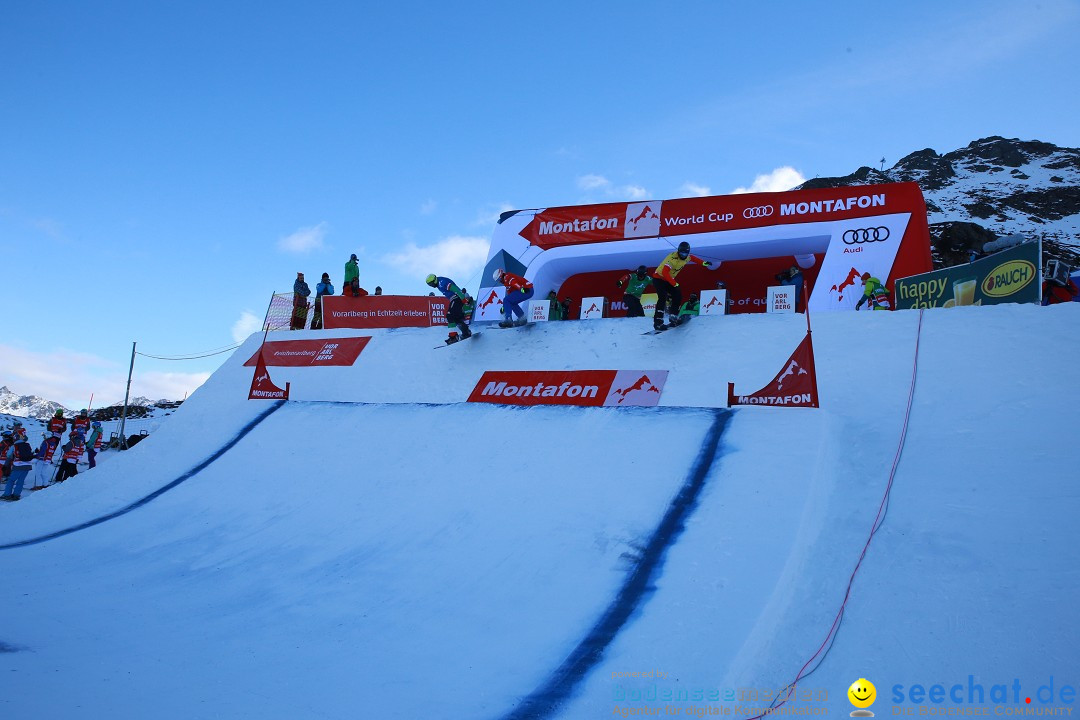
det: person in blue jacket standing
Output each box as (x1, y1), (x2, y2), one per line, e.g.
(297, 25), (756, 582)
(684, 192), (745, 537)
(426, 274), (473, 344)
(312, 272), (335, 330)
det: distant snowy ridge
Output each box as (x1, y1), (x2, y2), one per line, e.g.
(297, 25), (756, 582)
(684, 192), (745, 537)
(0, 386), (181, 420)
(0, 386), (68, 420)
(799, 136), (1080, 267)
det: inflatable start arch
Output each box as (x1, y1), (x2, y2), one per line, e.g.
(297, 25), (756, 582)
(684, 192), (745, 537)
(475, 181), (932, 318)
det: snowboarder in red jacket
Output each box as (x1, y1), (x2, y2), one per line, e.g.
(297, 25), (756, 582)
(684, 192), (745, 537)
(493, 269), (535, 327)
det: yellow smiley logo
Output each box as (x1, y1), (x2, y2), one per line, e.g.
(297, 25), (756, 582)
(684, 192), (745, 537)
(848, 678), (877, 710)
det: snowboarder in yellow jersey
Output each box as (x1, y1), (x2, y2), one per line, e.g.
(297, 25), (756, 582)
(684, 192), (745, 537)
(651, 241), (713, 331)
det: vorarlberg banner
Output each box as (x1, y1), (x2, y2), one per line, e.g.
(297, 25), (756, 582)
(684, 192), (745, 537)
(894, 241), (1041, 309)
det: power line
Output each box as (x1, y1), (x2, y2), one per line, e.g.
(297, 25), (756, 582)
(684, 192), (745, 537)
(135, 343), (241, 361)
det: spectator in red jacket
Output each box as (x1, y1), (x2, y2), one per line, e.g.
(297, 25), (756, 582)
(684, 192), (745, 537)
(1042, 276), (1079, 305)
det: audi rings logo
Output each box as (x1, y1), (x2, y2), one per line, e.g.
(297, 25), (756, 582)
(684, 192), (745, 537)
(842, 227), (890, 244)
(742, 205), (774, 219)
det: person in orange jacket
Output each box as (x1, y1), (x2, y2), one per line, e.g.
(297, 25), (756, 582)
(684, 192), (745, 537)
(652, 241), (713, 331)
(493, 268), (535, 327)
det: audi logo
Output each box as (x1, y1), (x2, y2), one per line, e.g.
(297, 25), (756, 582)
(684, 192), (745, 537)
(742, 205), (774, 219)
(842, 227), (890, 244)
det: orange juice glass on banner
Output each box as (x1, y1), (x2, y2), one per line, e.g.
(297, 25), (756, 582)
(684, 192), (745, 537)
(953, 279), (977, 306)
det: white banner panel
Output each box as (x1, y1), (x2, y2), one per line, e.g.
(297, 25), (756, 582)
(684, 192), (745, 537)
(809, 213), (911, 312)
(641, 293), (658, 316)
(475, 285), (505, 322)
(700, 289), (728, 316)
(767, 286), (796, 313)
(581, 297), (605, 320)
(528, 300), (550, 322)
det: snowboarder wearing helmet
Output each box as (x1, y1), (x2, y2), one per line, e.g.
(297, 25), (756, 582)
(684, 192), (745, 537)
(1, 433), (34, 500)
(652, 241), (713, 331)
(344, 254), (360, 297)
(72, 408), (91, 435)
(48, 409), (66, 439)
(426, 274), (473, 344)
(55, 432), (86, 483)
(85, 421), (104, 469)
(855, 272), (892, 311)
(10, 419), (26, 443)
(616, 266), (652, 318)
(493, 268), (534, 327)
(0, 432), (13, 487)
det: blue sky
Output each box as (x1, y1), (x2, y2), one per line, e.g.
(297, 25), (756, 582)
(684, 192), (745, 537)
(2, 0), (1078, 408)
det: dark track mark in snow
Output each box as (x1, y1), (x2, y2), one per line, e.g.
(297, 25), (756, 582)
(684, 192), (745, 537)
(498, 408), (731, 720)
(0, 401), (286, 551)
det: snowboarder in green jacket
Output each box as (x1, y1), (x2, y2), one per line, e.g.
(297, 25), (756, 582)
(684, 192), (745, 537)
(855, 273), (892, 311)
(616, 266), (652, 318)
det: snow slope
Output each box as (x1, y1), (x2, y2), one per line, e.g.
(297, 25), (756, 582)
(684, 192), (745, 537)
(1, 304), (1078, 719)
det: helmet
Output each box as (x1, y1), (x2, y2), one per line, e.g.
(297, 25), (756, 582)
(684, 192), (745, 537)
(861, 272), (871, 281)
(80, 409), (87, 415)
(349, 253), (358, 262)
(92, 421), (102, 429)
(425, 274), (437, 287)
(636, 265), (647, 276)
(12, 420), (21, 426)
(492, 268), (504, 282)
(55, 409), (64, 416)
(677, 241), (690, 258)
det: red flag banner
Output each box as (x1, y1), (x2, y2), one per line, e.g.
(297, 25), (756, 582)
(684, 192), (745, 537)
(727, 333), (819, 408)
(248, 352), (290, 400)
(243, 337), (371, 367)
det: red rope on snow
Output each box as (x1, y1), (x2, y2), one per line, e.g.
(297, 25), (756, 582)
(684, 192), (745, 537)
(747, 309), (925, 719)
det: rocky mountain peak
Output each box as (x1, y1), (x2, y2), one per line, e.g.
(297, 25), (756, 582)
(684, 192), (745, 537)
(797, 136), (1080, 268)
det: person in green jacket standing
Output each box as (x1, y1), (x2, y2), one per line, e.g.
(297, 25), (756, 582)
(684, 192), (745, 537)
(343, 253), (360, 297)
(616, 265), (652, 318)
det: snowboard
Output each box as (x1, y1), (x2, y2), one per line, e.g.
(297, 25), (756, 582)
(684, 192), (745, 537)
(642, 320), (689, 335)
(492, 322), (535, 330)
(434, 332), (482, 349)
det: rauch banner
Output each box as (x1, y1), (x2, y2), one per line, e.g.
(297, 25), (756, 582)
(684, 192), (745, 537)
(894, 241), (1041, 310)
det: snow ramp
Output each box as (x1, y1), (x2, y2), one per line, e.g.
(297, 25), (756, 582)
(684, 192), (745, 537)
(2, 304), (1079, 719)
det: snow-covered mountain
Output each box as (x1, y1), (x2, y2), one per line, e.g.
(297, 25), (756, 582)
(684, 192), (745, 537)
(0, 386), (68, 420)
(0, 386), (181, 421)
(799, 136), (1080, 268)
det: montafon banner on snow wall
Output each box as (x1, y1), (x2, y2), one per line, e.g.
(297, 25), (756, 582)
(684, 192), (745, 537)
(473, 182), (932, 320)
(893, 241), (1041, 309)
(467, 370), (668, 407)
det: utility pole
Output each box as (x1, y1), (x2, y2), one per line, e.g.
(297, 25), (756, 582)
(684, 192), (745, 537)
(880, 157), (886, 171)
(118, 341), (136, 450)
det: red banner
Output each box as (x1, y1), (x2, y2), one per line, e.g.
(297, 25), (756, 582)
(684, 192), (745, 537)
(727, 333), (819, 408)
(468, 370), (668, 407)
(322, 295), (447, 329)
(515, 184), (927, 250)
(248, 352), (290, 400)
(244, 337), (371, 367)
